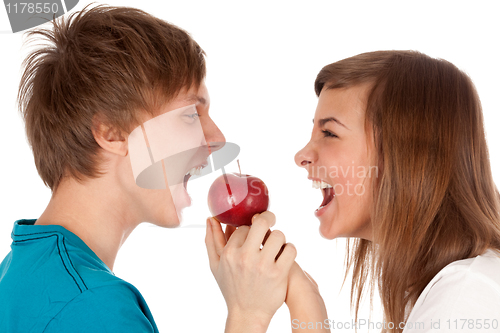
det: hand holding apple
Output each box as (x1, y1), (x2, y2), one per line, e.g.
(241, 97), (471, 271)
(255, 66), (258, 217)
(205, 212), (297, 332)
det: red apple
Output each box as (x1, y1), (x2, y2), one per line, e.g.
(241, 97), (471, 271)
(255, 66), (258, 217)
(207, 172), (270, 227)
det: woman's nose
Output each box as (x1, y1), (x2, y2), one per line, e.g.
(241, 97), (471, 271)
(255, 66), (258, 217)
(294, 142), (314, 168)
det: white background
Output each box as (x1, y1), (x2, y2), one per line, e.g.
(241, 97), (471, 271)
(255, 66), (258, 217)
(1, 1), (499, 332)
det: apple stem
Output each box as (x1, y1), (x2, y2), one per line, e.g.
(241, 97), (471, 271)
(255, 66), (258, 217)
(237, 159), (241, 175)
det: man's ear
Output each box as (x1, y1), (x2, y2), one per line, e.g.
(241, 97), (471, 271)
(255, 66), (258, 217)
(92, 115), (128, 157)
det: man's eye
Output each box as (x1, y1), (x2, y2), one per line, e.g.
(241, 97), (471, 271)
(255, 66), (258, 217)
(322, 130), (338, 138)
(184, 113), (200, 122)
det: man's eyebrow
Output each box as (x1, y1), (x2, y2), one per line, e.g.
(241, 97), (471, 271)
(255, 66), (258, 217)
(313, 117), (350, 130)
(185, 95), (207, 105)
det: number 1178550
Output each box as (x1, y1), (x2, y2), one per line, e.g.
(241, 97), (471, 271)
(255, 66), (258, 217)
(6, 2), (59, 14)
(446, 319), (498, 330)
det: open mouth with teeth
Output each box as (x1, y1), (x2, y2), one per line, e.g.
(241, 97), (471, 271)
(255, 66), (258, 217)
(312, 180), (335, 211)
(183, 165), (205, 191)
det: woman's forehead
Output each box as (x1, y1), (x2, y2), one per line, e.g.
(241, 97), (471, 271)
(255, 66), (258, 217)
(315, 84), (371, 131)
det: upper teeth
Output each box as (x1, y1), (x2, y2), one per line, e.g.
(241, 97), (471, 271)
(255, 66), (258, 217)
(312, 180), (333, 189)
(187, 166), (203, 176)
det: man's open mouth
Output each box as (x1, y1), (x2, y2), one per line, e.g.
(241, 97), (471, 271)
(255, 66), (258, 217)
(183, 163), (207, 191)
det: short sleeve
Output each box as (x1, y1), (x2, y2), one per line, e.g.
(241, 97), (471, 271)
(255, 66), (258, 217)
(43, 284), (157, 333)
(403, 270), (500, 333)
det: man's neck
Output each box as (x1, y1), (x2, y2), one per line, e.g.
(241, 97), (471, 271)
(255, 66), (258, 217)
(35, 176), (140, 271)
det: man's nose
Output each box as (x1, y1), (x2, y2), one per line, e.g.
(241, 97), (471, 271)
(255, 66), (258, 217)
(203, 118), (226, 154)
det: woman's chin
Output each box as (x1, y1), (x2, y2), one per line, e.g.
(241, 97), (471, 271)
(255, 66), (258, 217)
(319, 220), (372, 241)
(318, 220), (338, 240)
(318, 215), (351, 240)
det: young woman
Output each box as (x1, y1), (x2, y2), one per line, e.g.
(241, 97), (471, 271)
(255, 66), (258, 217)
(206, 50), (500, 333)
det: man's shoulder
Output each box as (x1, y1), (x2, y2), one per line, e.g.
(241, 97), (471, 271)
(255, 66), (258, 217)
(41, 282), (158, 332)
(0, 231), (157, 333)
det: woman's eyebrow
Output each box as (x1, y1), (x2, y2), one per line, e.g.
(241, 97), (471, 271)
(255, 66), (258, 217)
(312, 117), (350, 130)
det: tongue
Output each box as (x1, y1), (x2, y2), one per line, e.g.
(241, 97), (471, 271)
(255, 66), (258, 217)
(320, 188), (334, 208)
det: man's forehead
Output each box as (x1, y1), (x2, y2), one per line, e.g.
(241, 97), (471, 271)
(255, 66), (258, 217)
(184, 94), (208, 106)
(180, 80), (209, 106)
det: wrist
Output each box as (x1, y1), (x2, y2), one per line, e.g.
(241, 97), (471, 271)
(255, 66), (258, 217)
(225, 309), (271, 333)
(286, 291), (328, 325)
(286, 280), (321, 307)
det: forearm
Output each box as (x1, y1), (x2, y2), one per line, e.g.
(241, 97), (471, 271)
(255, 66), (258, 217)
(225, 311), (270, 333)
(287, 293), (330, 332)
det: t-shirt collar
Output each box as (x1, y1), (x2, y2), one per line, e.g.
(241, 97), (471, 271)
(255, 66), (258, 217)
(11, 219), (113, 273)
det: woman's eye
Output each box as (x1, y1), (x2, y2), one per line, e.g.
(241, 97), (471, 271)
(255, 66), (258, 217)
(322, 130), (338, 138)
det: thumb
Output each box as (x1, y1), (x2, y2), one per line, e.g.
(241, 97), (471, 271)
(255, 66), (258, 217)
(209, 217), (227, 256)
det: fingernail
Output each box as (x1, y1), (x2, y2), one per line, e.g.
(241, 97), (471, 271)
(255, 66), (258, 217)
(206, 218), (212, 227)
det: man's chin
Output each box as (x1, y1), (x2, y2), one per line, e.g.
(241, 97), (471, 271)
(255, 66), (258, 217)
(156, 184), (190, 227)
(150, 206), (182, 228)
(166, 209), (182, 228)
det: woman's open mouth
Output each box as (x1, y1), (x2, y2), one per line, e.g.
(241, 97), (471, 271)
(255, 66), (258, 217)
(311, 180), (335, 217)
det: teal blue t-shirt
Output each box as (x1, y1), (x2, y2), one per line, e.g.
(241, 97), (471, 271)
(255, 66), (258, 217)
(0, 219), (159, 332)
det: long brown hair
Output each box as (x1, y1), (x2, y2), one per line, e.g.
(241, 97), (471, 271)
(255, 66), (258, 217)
(315, 50), (500, 332)
(17, 4), (206, 193)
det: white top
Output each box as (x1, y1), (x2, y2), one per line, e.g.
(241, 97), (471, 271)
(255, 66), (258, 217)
(403, 248), (500, 332)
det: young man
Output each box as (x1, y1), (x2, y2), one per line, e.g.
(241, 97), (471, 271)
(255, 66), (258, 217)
(0, 5), (228, 332)
(0, 4), (303, 332)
